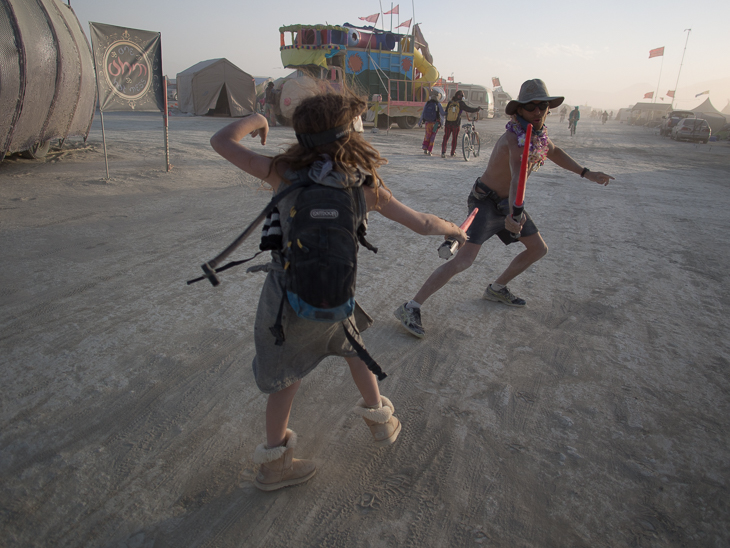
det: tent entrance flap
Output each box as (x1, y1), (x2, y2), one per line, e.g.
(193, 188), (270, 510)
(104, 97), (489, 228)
(209, 84), (230, 116)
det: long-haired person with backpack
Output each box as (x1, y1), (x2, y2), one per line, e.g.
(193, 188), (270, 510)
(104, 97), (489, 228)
(209, 88), (466, 492)
(440, 89), (481, 158)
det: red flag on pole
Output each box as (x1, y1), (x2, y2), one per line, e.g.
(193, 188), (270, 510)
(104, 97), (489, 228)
(358, 13), (379, 23)
(384, 5), (399, 14)
(396, 18), (412, 28)
(666, 90), (675, 98)
(649, 47), (664, 59)
(644, 92), (654, 99)
(492, 77), (501, 88)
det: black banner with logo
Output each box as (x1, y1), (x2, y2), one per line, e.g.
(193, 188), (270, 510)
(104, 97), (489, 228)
(89, 22), (163, 112)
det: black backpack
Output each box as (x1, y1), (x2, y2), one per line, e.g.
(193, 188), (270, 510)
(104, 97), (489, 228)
(188, 168), (386, 380)
(281, 175), (377, 323)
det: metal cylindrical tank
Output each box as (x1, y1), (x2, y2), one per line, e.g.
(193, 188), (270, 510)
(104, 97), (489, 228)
(0, 0), (96, 158)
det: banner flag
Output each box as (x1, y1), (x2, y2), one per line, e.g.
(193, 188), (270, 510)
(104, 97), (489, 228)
(644, 91), (654, 99)
(492, 77), (501, 88)
(695, 90), (709, 97)
(89, 23), (163, 112)
(649, 47), (664, 59)
(358, 13), (379, 23)
(666, 90), (675, 98)
(384, 5), (399, 14)
(396, 18), (412, 28)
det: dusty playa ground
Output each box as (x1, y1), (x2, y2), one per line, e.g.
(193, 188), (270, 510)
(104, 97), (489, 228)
(1, 111), (729, 547)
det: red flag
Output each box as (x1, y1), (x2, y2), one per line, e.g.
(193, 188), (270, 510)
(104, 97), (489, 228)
(644, 92), (654, 99)
(358, 13), (379, 23)
(666, 90), (675, 98)
(384, 5), (399, 14)
(649, 47), (664, 59)
(396, 18), (412, 28)
(492, 77), (501, 88)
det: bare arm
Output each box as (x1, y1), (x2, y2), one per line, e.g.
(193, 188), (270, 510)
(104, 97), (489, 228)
(547, 138), (614, 186)
(210, 113), (284, 191)
(364, 188), (466, 246)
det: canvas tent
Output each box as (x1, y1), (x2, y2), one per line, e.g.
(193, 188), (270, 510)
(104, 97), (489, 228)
(177, 58), (255, 116)
(691, 98), (727, 133)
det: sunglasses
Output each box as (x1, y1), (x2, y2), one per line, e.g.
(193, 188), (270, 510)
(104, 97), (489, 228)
(521, 101), (550, 112)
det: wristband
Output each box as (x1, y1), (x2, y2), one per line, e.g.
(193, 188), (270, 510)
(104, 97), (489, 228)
(580, 167), (589, 178)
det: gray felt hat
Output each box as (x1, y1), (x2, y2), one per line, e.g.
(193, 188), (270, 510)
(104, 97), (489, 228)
(505, 79), (564, 115)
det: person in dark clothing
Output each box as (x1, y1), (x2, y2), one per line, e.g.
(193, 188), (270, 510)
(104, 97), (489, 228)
(441, 90), (480, 158)
(264, 82), (277, 127)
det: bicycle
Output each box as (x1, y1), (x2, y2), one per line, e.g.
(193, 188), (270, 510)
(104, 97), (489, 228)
(568, 119), (577, 136)
(461, 114), (481, 161)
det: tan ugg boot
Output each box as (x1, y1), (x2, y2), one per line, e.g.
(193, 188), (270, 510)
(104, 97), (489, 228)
(253, 429), (316, 492)
(354, 396), (402, 447)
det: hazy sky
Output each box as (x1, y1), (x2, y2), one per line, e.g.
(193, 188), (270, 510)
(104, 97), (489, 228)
(70, 0), (730, 112)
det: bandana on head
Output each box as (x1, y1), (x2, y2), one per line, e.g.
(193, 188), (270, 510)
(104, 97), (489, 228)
(506, 114), (549, 172)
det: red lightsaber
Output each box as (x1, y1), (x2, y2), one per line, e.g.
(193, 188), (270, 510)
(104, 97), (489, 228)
(438, 207), (478, 259)
(511, 122), (532, 239)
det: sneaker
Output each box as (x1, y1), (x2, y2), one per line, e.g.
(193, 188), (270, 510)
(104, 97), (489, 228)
(423, 150), (429, 155)
(441, 153), (446, 158)
(394, 303), (425, 338)
(483, 284), (526, 307)
(450, 153), (456, 158)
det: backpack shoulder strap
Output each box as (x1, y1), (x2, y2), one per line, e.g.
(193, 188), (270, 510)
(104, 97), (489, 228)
(353, 181), (378, 254)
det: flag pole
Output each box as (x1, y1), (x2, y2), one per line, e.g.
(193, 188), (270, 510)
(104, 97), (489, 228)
(378, 0), (384, 31)
(654, 54), (664, 104)
(672, 29), (691, 109)
(99, 109), (110, 180)
(163, 77), (171, 172)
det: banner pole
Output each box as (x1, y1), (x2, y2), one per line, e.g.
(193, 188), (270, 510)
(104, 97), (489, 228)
(163, 77), (171, 172)
(99, 109), (110, 179)
(654, 55), (664, 104)
(672, 29), (691, 110)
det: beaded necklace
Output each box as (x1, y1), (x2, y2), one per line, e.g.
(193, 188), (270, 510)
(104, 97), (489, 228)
(505, 117), (549, 172)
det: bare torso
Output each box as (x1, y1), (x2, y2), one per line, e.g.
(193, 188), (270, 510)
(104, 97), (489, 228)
(479, 131), (527, 200)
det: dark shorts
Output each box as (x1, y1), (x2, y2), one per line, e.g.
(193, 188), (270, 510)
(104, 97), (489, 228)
(466, 179), (539, 246)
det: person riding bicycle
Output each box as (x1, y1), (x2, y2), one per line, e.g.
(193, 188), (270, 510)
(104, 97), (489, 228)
(394, 79), (614, 338)
(568, 106), (580, 134)
(441, 90), (480, 158)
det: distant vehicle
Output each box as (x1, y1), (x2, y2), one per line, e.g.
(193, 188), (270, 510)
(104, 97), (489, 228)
(671, 118), (711, 143)
(441, 83), (494, 119)
(659, 110), (694, 137)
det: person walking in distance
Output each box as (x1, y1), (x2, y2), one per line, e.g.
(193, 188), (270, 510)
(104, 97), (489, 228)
(441, 90), (480, 158)
(568, 105), (580, 135)
(419, 89), (446, 156)
(394, 79), (614, 338)
(264, 82), (277, 127)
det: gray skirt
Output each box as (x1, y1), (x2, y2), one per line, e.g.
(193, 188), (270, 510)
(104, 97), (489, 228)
(252, 268), (374, 394)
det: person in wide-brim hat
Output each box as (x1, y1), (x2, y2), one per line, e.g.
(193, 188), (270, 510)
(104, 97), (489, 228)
(393, 78), (615, 340)
(505, 79), (564, 115)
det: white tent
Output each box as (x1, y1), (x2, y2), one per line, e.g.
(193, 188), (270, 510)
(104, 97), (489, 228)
(177, 58), (255, 117)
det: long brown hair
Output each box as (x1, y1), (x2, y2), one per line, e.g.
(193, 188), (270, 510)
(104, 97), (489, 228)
(270, 83), (391, 204)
